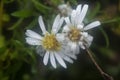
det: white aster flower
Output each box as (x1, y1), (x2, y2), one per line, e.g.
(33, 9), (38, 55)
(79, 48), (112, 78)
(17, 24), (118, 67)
(58, 3), (72, 16)
(63, 4), (101, 53)
(25, 15), (75, 68)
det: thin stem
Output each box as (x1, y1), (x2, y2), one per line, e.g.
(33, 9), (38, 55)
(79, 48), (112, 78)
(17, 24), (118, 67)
(86, 48), (114, 80)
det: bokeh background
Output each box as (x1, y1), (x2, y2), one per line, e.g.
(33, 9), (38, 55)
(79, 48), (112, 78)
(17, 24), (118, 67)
(0, 0), (120, 80)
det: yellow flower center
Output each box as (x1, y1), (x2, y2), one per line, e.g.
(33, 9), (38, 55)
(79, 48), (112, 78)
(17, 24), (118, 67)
(42, 33), (61, 51)
(68, 27), (81, 42)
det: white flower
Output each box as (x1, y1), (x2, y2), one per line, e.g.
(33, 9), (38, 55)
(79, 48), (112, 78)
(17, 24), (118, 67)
(58, 3), (72, 16)
(63, 4), (101, 53)
(25, 15), (75, 68)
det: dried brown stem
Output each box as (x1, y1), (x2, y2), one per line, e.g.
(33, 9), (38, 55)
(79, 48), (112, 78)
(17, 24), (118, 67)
(86, 48), (114, 80)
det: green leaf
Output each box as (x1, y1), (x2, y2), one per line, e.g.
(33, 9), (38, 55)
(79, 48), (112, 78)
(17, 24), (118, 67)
(102, 17), (120, 24)
(0, 35), (5, 48)
(10, 51), (18, 60)
(25, 18), (38, 29)
(0, 49), (9, 61)
(26, 49), (36, 63)
(13, 40), (24, 47)
(87, 2), (100, 20)
(3, 0), (14, 3)
(112, 24), (120, 36)
(23, 74), (31, 80)
(99, 47), (115, 59)
(6, 61), (22, 75)
(3, 13), (10, 22)
(69, 0), (77, 5)
(0, 71), (9, 80)
(31, 0), (51, 14)
(50, 0), (63, 6)
(99, 27), (109, 48)
(8, 18), (24, 30)
(11, 9), (33, 18)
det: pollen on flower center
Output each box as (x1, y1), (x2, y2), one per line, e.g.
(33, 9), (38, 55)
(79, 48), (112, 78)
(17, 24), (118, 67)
(42, 33), (61, 51)
(68, 27), (81, 42)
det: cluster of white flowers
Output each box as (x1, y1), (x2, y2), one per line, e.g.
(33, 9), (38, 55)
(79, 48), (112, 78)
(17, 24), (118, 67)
(25, 4), (100, 68)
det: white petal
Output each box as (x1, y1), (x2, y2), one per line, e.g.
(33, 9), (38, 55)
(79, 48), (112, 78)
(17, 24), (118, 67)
(75, 5), (82, 24)
(84, 21), (101, 30)
(71, 10), (77, 25)
(79, 42), (85, 49)
(25, 30), (42, 40)
(43, 51), (49, 65)
(74, 45), (80, 54)
(78, 4), (88, 24)
(80, 35), (84, 40)
(65, 53), (77, 60)
(84, 34), (93, 47)
(81, 32), (88, 37)
(25, 37), (41, 45)
(52, 15), (60, 32)
(58, 4), (66, 10)
(58, 17), (64, 29)
(64, 17), (71, 25)
(62, 25), (70, 32)
(64, 50), (77, 60)
(86, 35), (93, 41)
(63, 56), (73, 63)
(61, 44), (77, 59)
(77, 24), (84, 29)
(69, 42), (80, 54)
(36, 46), (45, 57)
(76, 4), (82, 12)
(55, 17), (64, 34)
(56, 33), (65, 42)
(58, 4), (72, 16)
(68, 42), (77, 51)
(52, 15), (64, 34)
(59, 53), (73, 63)
(54, 53), (67, 68)
(71, 10), (76, 18)
(50, 53), (57, 68)
(38, 16), (47, 35)
(76, 5), (82, 14)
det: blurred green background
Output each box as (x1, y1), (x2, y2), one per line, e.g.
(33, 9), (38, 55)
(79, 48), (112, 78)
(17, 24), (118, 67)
(0, 0), (120, 80)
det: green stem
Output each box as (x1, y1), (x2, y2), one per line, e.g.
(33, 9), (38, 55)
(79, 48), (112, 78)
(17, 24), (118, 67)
(86, 48), (114, 80)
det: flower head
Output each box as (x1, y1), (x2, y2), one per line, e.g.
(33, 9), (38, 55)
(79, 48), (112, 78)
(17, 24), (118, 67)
(58, 3), (72, 16)
(63, 4), (101, 52)
(25, 15), (75, 68)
